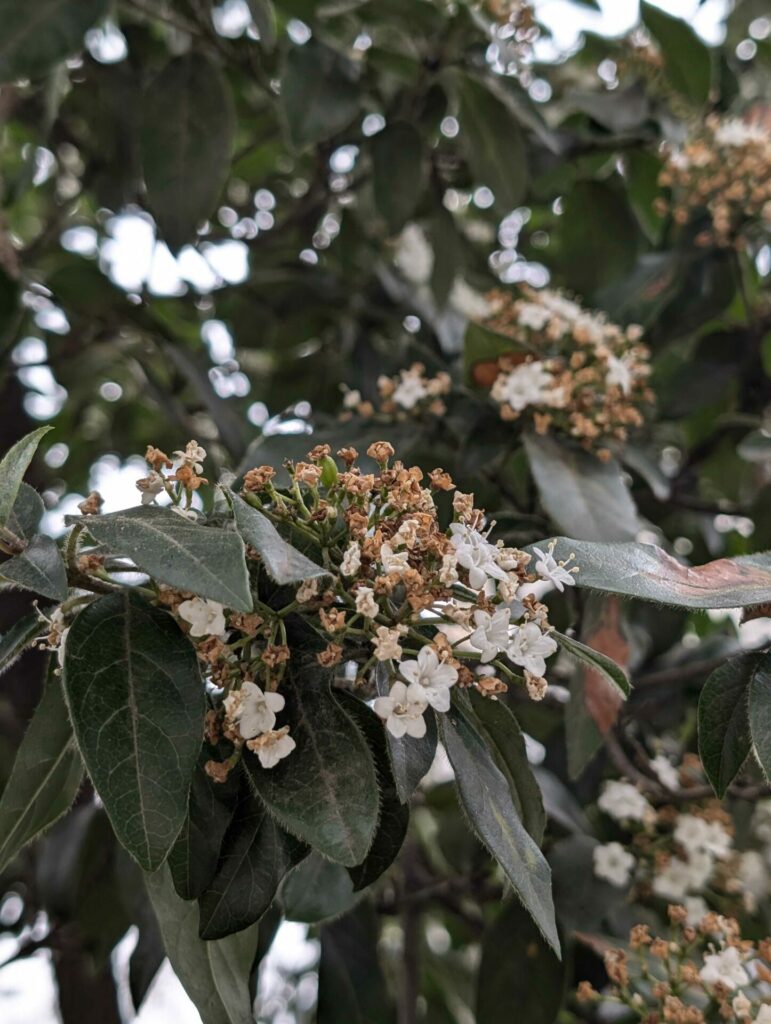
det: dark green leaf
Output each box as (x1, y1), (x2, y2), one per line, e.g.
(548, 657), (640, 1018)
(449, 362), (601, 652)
(208, 925), (261, 1024)
(439, 701), (559, 955)
(428, 204), (461, 308)
(0, 426), (51, 529)
(477, 900), (565, 1024)
(281, 850), (357, 922)
(523, 432), (639, 542)
(245, 664), (378, 865)
(558, 180), (640, 297)
(199, 792), (307, 940)
(698, 655), (754, 797)
(0, 613), (43, 677)
(8, 482), (45, 540)
(231, 493), (328, 585)
(0, 0), (108, 82)
(564, 670), (604, 780)
(641, 2), (712, 105)
(317, 902), (395, 1024)
(537, 537), (771, 609)
(281, 40), (360, 150)
(376, 668), (437, 803)
(554, 630), (630, 698)
(0, 672), (82, 872)
(75, 505), (253, 611)
(456, 74), (528, 211)
(141, 54), (235, 251)
(549, 835), (627, 933)
(1, 534), (68, 601)
(747, 653), (771, 784)
(63, 591), (205, 870)
(469, 691), (545, 844)
(246, 0), (277, 50)
(372, 122), (425, 233)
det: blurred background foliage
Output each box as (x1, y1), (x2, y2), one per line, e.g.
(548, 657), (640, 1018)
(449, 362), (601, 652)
(0, 0), (770, 1022)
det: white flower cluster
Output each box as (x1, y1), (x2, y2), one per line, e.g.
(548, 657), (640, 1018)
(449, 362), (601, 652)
(223, 681), (296, 769)
(652, 814), (733, 904)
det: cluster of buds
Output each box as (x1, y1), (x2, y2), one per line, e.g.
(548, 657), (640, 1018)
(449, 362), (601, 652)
(577, 909), (771, 1023)
(657, 114), (771, 249)
(135, 440), (208, 514)
(475, 286), (652, 457)
(340, 363), (452, 421)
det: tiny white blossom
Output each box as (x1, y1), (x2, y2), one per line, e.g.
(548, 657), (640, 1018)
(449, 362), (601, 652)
(340, 541), (362, 577)
(449, 523), (508, 592)
(399, 647), (457, 713)
(449, 278), (495, 320)
(650, 755), (680, 790)
(491, 361), (555, 412)
(714, 118), (768, 147)
(253, 727), (296, 769)
(173, 440), (207, 474)
(393, 519), (420, 549)
(372, 624), (407, 662)
(516, 301), (551, 331)
(597, 780), (653, 824)
(373, 681), (428, 739)
(738, 851), (769, 907)
(234, 682), (285, 739)
(355, 586), (379, 619)
(653, 851), (713, 901)
(438, 550), (458, 585)
(606, 353), (634, 395)
(178, 597), (227, 638)
(136, 470), (165, 505)
(699, 946), (750, 991)
(733, 994), (752, 1018)
(674, 815), (732, 860)
(392, 373), (428, 410)
(593, 842), (635, 887)
(531, 545), (577, 592)
(468, 607), (511, 663)
(507, 622), (557, 677)
(683, 896), (709, 926)
(394, 224), (433, 284)
(342, 388), (362, 409)
(296, 578), (319, 603)
(380, 542), (411, 575)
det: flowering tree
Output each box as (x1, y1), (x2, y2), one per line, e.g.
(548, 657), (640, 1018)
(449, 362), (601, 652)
(0, 1), (770, 1023)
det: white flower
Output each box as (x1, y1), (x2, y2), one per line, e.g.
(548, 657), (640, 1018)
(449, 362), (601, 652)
(507, 622), (557, 677)
(341, 541), (362, 577)
(380, 542), (411, 575)
(714, 118), (767, 148)
(252, 727), (296, 769)
(372, 624), (407, 662)
(374, 681), (428, 738)
(683, 896), (709, 926)
(399, 647), (457, 713)
(531, 545), (577, 592)
(233, 682), (285, 739)
(449, 523), (508, 591)
(136, 470), (165, 505)
(469, 607), (511, 663)
(173, 440), (207, 474)
(449, 278), (495, 320)
(752, 799), (771, 844)
(699, 946), (750, 991)
(342, 388), (362, 409)
(593, 842), (635, 887)
(755, 1005), (771, 1024)
(178, 597), (227, 638)
(597, 780), (653, 824)
(355, 586), (379, 619)
(394, 224), (433, 284)
(491, 361), (555, 412)
(392, 373), (428, 410)
(537, 288), (582, 323)
(733, 994), (752, 1017)
(394, 519), (420, 549)
(516, 301), (552, 331)
(650, 755), (680, 790)
(296, 578), (319, 603)
(674, 815), (732, 860)
(739, 850), (769, 905)
(653, 851), (714, 901)
(606, 353), (634, 395)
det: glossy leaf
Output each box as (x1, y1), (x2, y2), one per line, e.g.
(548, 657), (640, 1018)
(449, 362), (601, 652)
(245, 664), (379, 865)
(698, 655), (754, 797)
(231, 493), (327, 585)
(0, 613), (43, 677)
(0, 672), (82, 872)
(63, 591), (205, 870)
(554, 630), (630, 698)
(456, 75), (527, 211)
(540, 537), (771, 610)
(1, 534), (68, 601)
(281, 850), (358, 922)
(439, 701), (559, 955)
(281, 40), (360, 150)
(8, 482), (45, 540)
(75, 505), (253, 611)
(524, 432), (639, 542)
(372, 122), (425, 233)
(641, 2), (712, 105)
(0, 0), (108, 82)
(0, 426), (51, 529)
(747, 653), (771, 784)
(141, 54), (235, 251)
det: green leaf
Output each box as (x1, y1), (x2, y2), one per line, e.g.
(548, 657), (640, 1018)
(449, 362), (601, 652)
(375, 668), (437, 803)
(168, 755), (240, 901)
(456, 74), (528, 211)
(1, 534), (68, 601)
(476, 900), (565, 1024)
(146, 864), (256, 1024)
(0, 672), (82, 872)
(747, 653), (771, 784)
(141, 54), (235, 252)
(281, 850), (358, 922)
(63, 591), (205, 870)
(0, 426), (51, 529)
(281, 40), (361, 150)
(8, 483), (45, 540)
(641, 2), (712, 105)
(537, 537), (771, 610)
(372, 122), (425, 233)
(439, 701), (559, 955)
(0, 0), (109, 83)
(0, 613), (43, 677)
(698, 655), (755, 797)
(75, 505), (253, 611)
(246, 0), (277, 50)
(336, 691), (410, 890)
(554, 630), (630, 698)
(244, 664), (379, 866)
(198, 791), (307, 940)
(231, 493), (328, 585)
(463, 319), (535, 386)
(523, 432), (639, 542)
(558, 180), (640, 297)
(469, 691), (545, 844)
(317, 902), (395, 1024)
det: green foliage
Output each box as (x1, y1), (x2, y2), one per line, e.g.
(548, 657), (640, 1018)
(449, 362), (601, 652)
(231, 493), (328, 584)
(0, 426), (51, 529)
(0, 0), (108, 82)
